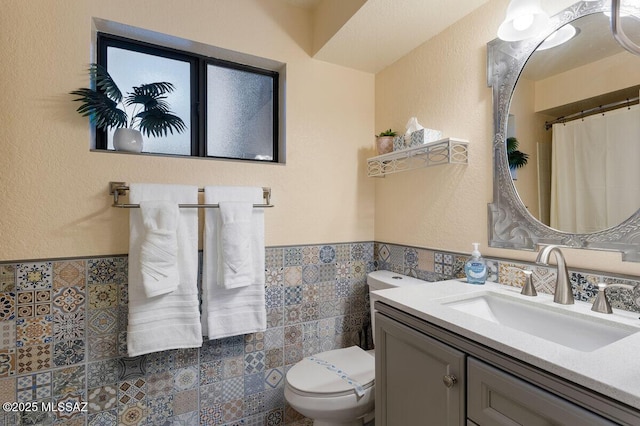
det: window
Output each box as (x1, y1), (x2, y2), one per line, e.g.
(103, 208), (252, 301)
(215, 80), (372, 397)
(97, 33), (279, 162)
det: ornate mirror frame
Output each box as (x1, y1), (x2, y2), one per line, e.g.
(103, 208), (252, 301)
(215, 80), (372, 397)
(487, 1), (640, 262)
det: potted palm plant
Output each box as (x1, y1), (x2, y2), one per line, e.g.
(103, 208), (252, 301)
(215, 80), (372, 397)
(507, 136), (529, 179)
(70, 64), (186, 152)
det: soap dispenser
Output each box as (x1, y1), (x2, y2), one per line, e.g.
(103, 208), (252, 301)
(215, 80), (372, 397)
(465, 243), (487, 285)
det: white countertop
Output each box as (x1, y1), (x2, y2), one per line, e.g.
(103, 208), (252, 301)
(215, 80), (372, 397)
(372, 279), (640, 410)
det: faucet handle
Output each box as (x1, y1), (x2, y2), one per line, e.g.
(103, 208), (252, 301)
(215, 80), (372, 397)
(591, 283), (612, 314)
(508, 266), (537, 297)
(591, 282), (635, 314)
(519, 268), (537, 297)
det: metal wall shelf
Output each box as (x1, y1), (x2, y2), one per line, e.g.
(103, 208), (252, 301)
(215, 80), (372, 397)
(367, 137), (469, 177)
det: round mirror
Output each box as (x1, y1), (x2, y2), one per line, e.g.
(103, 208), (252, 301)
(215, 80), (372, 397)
(510, 12), (640, 234)
(488, 1), (640, 261)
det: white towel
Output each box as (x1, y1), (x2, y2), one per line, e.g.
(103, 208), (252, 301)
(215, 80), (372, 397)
(127, 183), (202, 356)
(202, 186), (266, 339)
(139, 200), (180, 297)
(219, 201), (254, 289)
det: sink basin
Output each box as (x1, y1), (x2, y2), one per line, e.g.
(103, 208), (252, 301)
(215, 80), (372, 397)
(444, 293), (637, 352)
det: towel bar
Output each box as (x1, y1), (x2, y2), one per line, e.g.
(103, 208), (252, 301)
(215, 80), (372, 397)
(109, 182), (274, 209)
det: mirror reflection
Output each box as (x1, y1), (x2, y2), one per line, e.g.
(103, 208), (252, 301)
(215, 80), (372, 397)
(509, 11), (640, 234)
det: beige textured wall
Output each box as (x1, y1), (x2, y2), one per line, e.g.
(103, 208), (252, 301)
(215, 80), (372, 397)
(374, 0), (640, 276)
(535, 52), (640, 112)
(0, 0), (375, 261)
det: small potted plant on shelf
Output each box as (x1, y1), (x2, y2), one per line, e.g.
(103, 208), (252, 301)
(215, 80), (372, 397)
(70, 63), (186, 152)
(375, 129), (397, 155)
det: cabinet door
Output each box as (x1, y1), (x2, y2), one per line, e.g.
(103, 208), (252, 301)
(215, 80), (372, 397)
(467, 358), (616, 425)
(375, 313), (466, 426)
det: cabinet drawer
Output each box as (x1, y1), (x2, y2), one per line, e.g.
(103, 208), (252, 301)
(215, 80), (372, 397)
(467, 358), (615, 425)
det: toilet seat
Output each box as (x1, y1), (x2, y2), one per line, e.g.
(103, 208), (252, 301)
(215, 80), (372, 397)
(286, 346), (375, 397)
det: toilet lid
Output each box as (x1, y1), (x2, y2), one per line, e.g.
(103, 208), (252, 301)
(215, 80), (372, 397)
(286, 346), (375, 396)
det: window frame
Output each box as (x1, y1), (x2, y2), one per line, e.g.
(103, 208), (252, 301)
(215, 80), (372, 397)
(96, 32), (279, 163)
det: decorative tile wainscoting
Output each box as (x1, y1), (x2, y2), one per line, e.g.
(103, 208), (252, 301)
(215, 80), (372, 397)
(0, 242), (375, 426)
(376, 242), (640, 313)
(2, 241), (639, 425)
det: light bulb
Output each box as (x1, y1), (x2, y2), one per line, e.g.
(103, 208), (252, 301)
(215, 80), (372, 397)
(497, 0), (551, 42)
(513, 13), (535, 31)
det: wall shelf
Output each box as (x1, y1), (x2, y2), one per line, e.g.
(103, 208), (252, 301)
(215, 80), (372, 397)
(367, 137), (469, 177)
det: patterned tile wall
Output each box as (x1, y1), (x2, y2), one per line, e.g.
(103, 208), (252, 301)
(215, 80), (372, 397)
(375, 242), (640, 314)
(0, 242), (375, 426)
(3, 241), (639, 425)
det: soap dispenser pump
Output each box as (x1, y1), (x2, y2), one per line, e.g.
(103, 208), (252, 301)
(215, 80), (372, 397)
(465, 243), (487, 285)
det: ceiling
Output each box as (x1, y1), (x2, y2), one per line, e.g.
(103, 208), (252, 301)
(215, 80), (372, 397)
(283, 0), (640, 76)
(285, 0), (489, 73)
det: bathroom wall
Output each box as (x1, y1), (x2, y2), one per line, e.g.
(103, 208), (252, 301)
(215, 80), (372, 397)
(0, 242), (374, 425)
(0, 0), (376, 261)
(374, 0), (640, 277)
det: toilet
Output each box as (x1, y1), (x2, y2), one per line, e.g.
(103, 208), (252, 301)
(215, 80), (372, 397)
(284, 270), (426, 425)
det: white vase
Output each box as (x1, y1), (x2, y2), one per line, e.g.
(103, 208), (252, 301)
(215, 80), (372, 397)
(113, 128), (143, 153)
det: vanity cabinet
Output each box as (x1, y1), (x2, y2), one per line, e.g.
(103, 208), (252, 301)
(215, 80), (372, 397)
(375, 304), (637, 425)
(375, 313), (465, 425)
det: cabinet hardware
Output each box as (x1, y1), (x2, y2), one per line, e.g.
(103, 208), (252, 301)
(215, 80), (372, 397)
(443, 374), (457, 388)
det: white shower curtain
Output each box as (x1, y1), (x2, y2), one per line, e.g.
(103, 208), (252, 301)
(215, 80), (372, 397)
(550, 104), (640, 233)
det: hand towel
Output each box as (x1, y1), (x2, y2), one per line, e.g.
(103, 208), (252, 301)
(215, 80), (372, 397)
(219, 201), (254, 289)
(202, 186), (266, 339)
(127, 183), (202, 356)
(139, 200), (180, 297)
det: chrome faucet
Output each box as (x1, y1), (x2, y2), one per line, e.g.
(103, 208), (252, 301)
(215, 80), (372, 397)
(535, 245), (574, 305)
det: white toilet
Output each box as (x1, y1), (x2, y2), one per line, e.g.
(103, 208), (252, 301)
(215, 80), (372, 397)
(284, 270), (426, 426)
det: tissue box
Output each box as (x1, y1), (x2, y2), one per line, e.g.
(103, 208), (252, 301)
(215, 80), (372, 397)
(410, 128), (443, 147)
(393, 135), (407, 151)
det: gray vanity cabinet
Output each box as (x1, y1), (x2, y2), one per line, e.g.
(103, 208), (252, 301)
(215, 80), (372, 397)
(375, 313), (466, 426)
(467, 358), (615, 425)
(375, 305), (632, 425)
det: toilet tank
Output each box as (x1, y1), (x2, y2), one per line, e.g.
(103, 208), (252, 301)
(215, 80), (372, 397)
(367, 271), (427, 345)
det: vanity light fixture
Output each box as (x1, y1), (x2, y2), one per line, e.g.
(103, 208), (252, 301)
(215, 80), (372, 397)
(498, 0), (640, 57)
(536, 24), (578, 50)
(497, 0), (550, 42)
